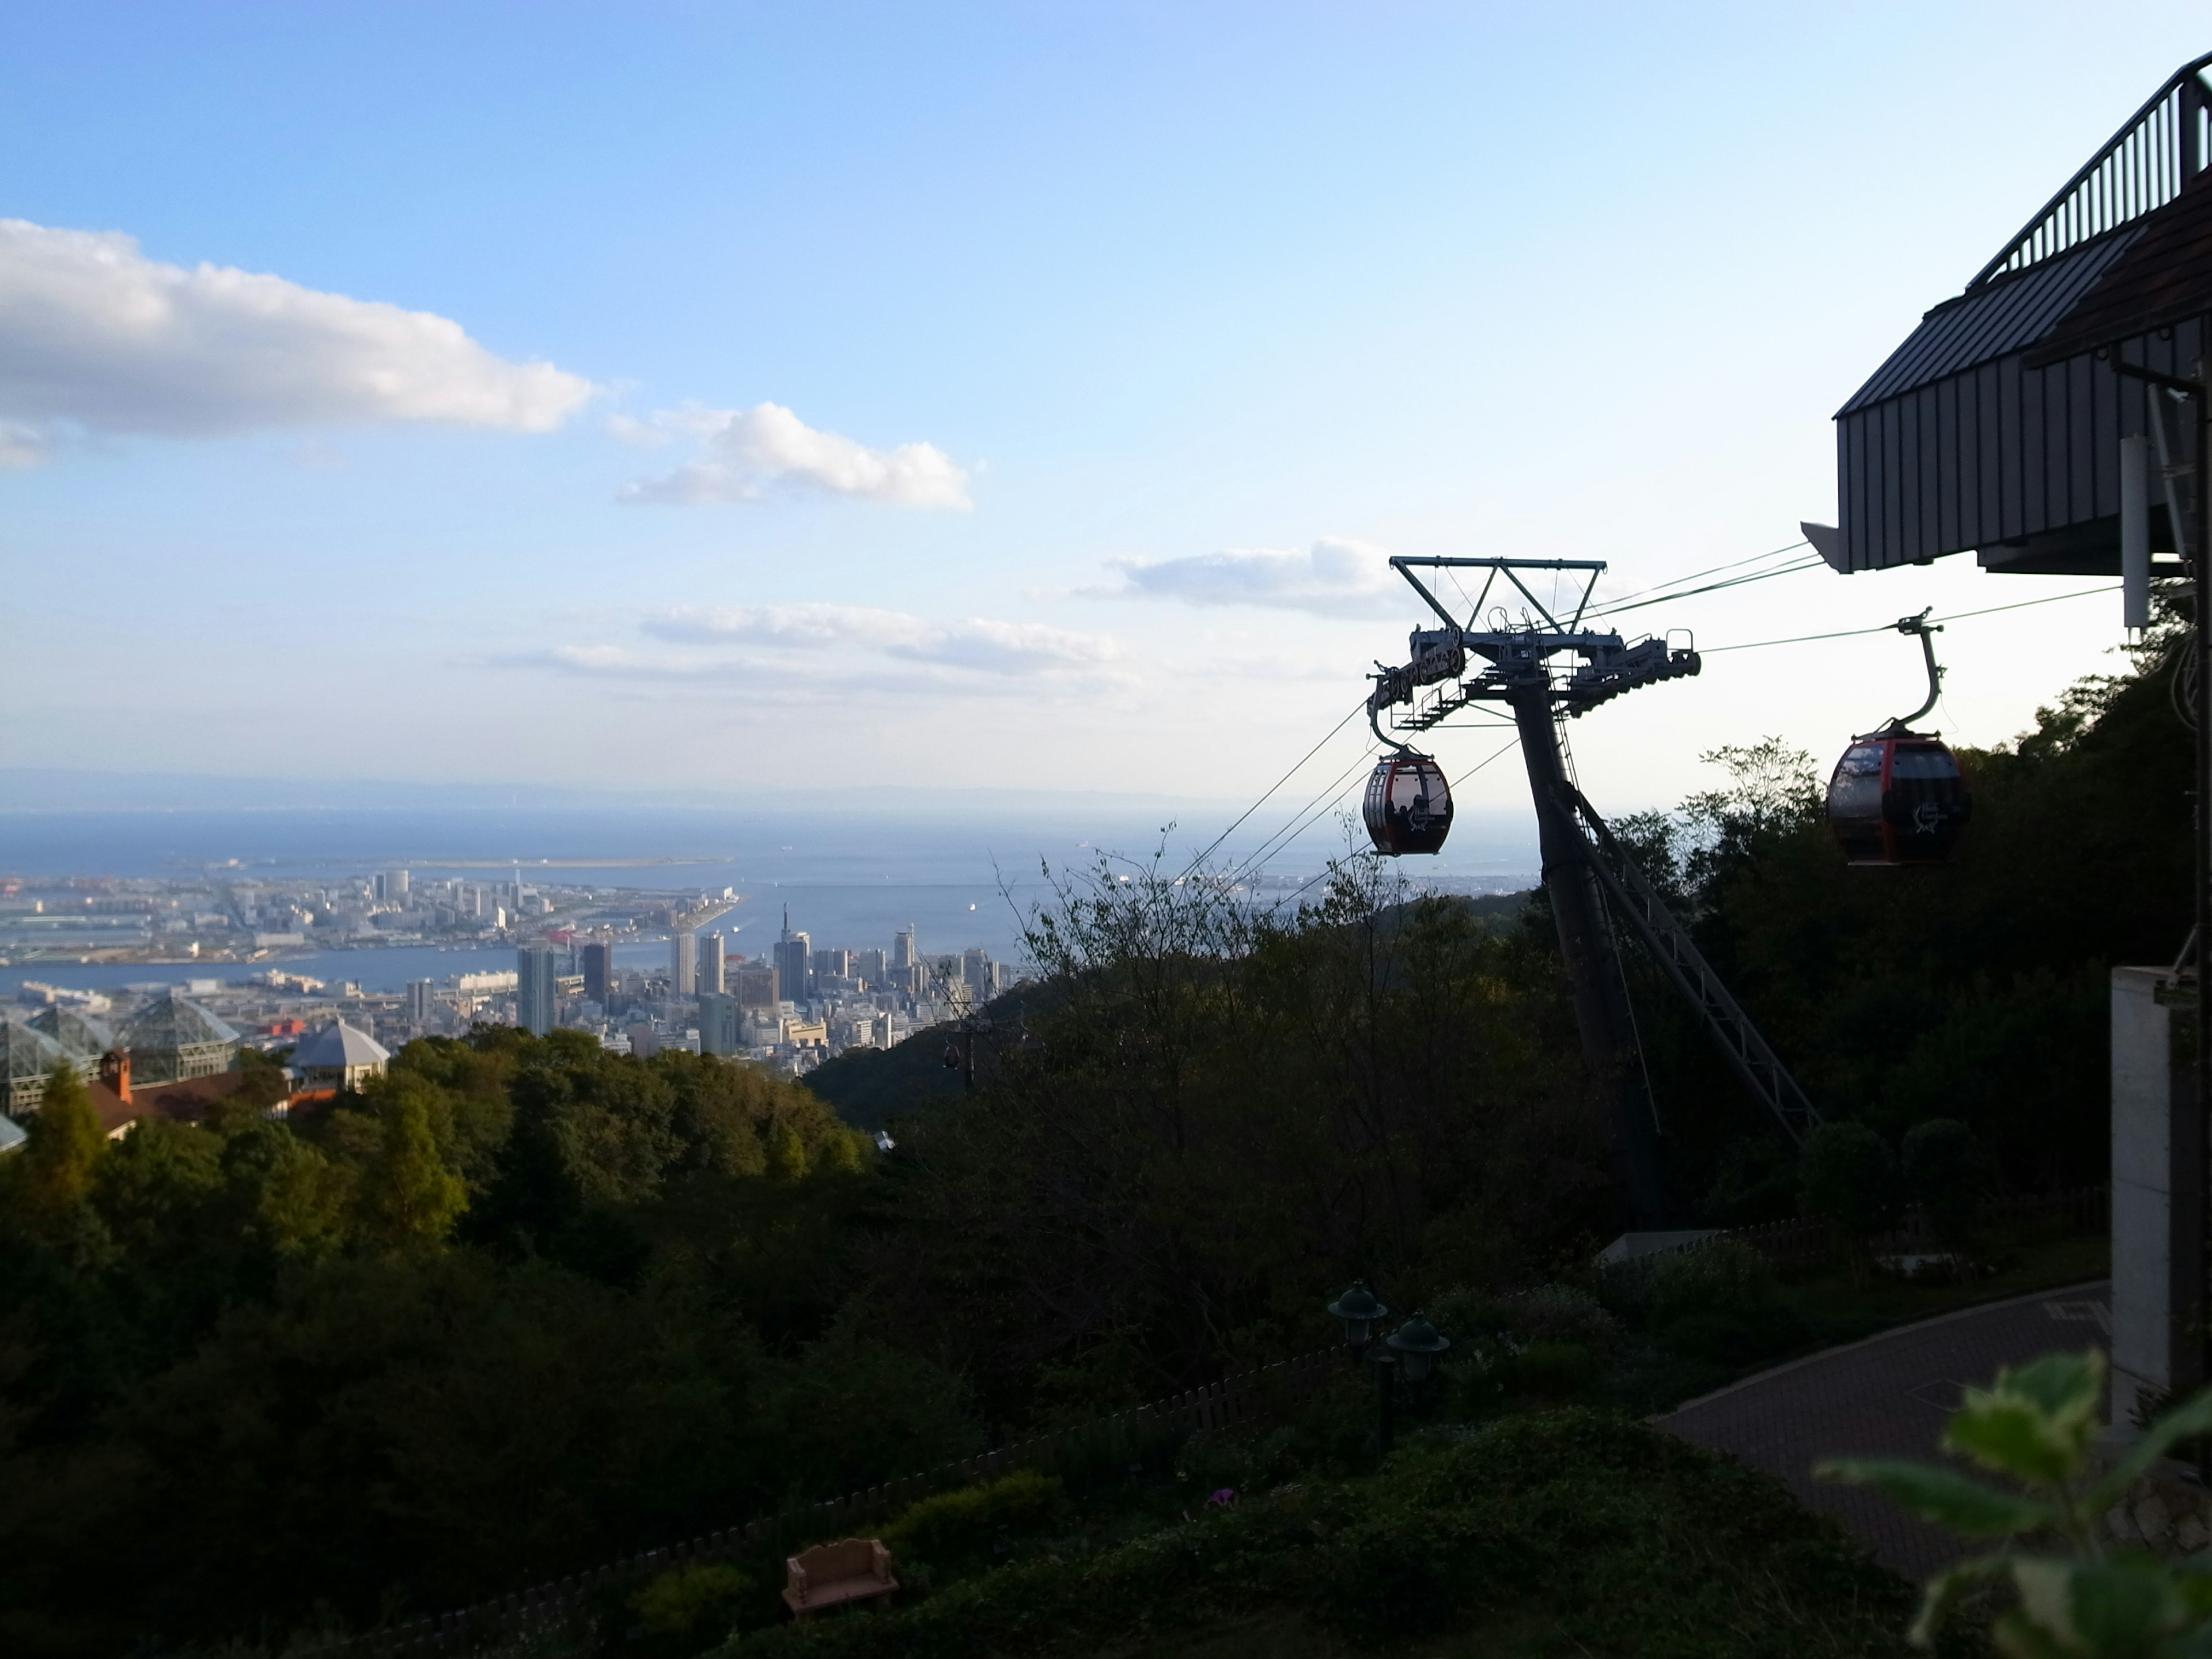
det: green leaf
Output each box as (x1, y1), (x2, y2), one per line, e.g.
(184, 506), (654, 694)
(2073, 1556), (2192, 1651)
(1946, 1353), (2105, 1487)
(2085, 1388), (2212, 1514)
(1816, 1457), (2057, 1537)
(2007, 1351), (2107, 1421)
(1947, 1397), (2085, 1487)
(1909, 1552), (2016, 1648)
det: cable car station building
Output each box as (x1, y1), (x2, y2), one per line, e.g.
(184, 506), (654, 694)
(1824, 54), (2212, 1435)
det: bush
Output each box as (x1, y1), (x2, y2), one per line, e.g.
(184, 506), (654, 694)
(879, 1469), (1070, 1582)
(634, 1563), (756, 1653)
(1799, 1122), (1902, 1243)
(711, 1410), (1913, 1659)
(1513, 1339), (1599, 1397)
(1900, 1117), (1983, 1247)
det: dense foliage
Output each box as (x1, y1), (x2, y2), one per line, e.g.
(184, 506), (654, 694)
(0, 1039), (973, 1657)
(1615, 620), (2192, 1213)
(716, 1411), (1917, 1659)
(0, 624), (2186, 1654)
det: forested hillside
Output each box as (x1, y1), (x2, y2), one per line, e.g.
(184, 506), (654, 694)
(0, 625), (2187, 1655)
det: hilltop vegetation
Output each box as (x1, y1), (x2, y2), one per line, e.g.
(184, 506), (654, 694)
(0, 623), (2187, 1654)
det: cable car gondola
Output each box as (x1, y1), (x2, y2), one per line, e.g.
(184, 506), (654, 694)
(1825, 609), (1971, 866)
(1363, 748), (1453, 856)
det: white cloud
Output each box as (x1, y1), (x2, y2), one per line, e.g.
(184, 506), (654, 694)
(0, 420), (52, 469)
(0, 218), (595, 457)
(637, 604), (1118, 676)
(618, 402), (971, 508)
(1103, 537), (1402, 616)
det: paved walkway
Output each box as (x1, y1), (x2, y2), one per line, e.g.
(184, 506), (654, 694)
(1657, 1282), (2111, 1580)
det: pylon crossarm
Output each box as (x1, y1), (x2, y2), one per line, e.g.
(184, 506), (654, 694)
(1555, 783), (1823, 1145)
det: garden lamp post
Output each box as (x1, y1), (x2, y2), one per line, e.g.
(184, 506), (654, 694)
(1387, 1312), (1450, 1384)
(1327, 1281), (1388, 1361)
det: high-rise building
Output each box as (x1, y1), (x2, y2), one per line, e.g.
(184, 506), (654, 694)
(774, 904), (812, 1003)
(698, 991), (740, 1055)
(581, 941), (612, 1003)
(733, 963), (778, 1008)
(404, 979), (434, 1024)
(517, 945), (557, 1035)
(700, 933), (726, 995)
(672, 931), (697, 995)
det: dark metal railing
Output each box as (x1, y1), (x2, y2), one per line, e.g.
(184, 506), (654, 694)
(1972, 54), (2212, 289)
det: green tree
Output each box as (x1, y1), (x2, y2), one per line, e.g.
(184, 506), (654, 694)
(764, 1119), (809, 1181)
(222, 1122), (350, 1259)
(1823, 1348), (2212, 1655)
(16, 1065), (107, 1215)
(817, 1126), (863, 1176)
(353, 1082), (467, 1249)
(1798, 1120), (1900, 1246)
(1902, 1117), (1982, 1251)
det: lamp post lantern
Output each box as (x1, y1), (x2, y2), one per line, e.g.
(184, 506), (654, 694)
(1327, 1281), (1388, 1357)
(1387, 1311), (1451, 1384)
(1325, 1288), (1449, 1453)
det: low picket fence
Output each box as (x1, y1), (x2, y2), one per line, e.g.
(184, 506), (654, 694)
(1612, 1185), (2109, 1274)
(299, 1346), (1343, 1658)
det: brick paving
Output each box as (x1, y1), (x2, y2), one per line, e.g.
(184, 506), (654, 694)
(1656, 1282), (2111, 1580)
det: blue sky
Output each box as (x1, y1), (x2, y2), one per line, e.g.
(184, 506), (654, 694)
(4, 2), (2206, 827)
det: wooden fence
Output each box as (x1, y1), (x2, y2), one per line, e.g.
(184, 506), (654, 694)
(1614, 1185), (2110, 1273)
(298, 1346), (1343, 1658)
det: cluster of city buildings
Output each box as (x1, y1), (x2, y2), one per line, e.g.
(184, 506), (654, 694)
(2, 864), (1021, 1143)
(514, 904), (1013, 1074)
(0, 868), (727, 969)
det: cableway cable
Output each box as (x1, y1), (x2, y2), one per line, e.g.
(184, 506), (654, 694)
(1179, 697), (1367, 878)
(1702, 584), (2122, 653)
(1584, 555), (1827, 620)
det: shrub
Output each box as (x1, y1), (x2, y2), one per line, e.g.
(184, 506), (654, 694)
(634, 1562), (756, 1652)
(880, 1468), (1069, 1581)
(1901, 1117), (1983, 1247)
(1505, 1282), (1618, 1346)
(1799, 1121), (1902, 1243)
(1514, 1339), (1598, 1397)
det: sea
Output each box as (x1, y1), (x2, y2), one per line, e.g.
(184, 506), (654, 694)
(0, 800), (1541, 997)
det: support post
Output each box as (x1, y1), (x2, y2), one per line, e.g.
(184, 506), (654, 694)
(2196, 354), (2211, 1446)
(1512, 687), (1669, 1227)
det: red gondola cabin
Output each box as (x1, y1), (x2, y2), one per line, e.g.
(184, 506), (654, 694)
(1825, 734), (1970, 866)
(1363, 752), (1453, 855)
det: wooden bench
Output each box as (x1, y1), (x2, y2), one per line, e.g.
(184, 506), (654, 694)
(782, 1537), (898, 1619)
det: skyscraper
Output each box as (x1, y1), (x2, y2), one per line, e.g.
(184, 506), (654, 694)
(517, 945), (556, 1035)
(734, 963), (778, 1007)
(700, 933), (726, 995)
(672, 931), (697, 995)
(773, 904), (812, 1004)
(698, 991), (740, 1055)
(581, 941), (613, 1004)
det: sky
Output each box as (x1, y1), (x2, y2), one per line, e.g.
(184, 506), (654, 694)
(3, 2), (2207, 839)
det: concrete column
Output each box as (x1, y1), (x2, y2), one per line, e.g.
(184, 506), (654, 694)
(2111, 966), (2203, 1428)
